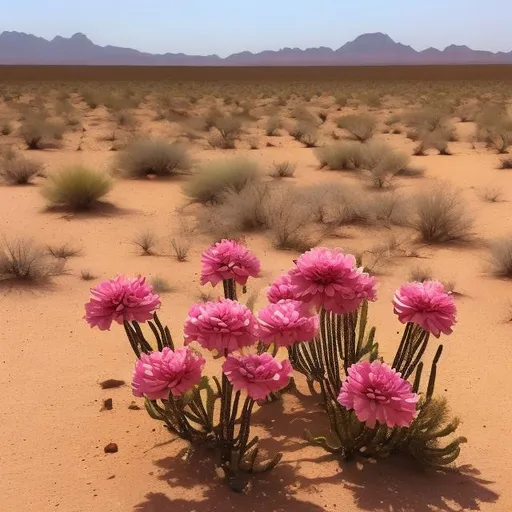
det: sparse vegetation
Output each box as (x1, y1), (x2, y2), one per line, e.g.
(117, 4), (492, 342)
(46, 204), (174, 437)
(183, 158), (259, 205)
(116, 138), (192, 178)
(170, 237), (190, 261)
(0, 151), (43, 185)
(150, 275), (174, 293)
(412, 185), (474, 243)
(131, 230), (158, 255)
(489, 237), (512, 278)
(336, 114), (376, 142)
(270, 161), (296, 178)
(289, 121), (318, 147)
(20, 117), (65, 150)
(0, 237), (64, 283)
(46, 242), (81, 259)
(265, 116), (282, 136)
(314, 142), (363, 171)
(42, 165), (113, 211)
(80, 269), (96, 281)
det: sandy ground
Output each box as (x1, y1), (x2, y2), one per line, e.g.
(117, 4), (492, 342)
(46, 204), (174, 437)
(0, 91), (511, 511)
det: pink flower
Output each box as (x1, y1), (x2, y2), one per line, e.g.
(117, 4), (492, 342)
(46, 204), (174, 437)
(200, 239), (261, 287)
(338, 360), (418, 429)
(393, 281), (457, 337)
(184, 299), (258, 353)
(84, 275), (161, 331)
(257, 299), (318, 347)
(222, 353), (293, 400)
(288, 247), (377, 314)
(131, 347), (205, 400)
(266, 273), (298, 303)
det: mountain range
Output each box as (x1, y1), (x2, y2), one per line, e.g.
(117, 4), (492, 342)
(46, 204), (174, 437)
(1, 31), (512, 66)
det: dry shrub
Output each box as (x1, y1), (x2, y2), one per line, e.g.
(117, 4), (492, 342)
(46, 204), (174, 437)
(289, 121), (318, 147)
(480, 185), (503, 203)
(362, 235), (410, 273)
(0, 237), (64, 283)
(208, 116), (242, 149)
(170, 237), (191, 262)
(270, 161), (296, 178)
(264, 187), (320, 251)
(265, 116), (282, 136)
(131, 230), (158, 255)
(1, 120), (12, 136)
(20, 117), (65, 149)
(500, 156), (512, 169)
(116, 138), (191, 179)
(0, 151), (43, 185)
(314, 142), (363, 171)
(456, 103), (479, 122)
(150, 276), (174, 293)
(115, 109), (138, 129)
(359, 140), (410, 188)
(80, 269), (96, 281)
(42, 165), (113, 211)
(183, 158), (259, 205)
(476, 107), (512, 153)
(409, 266), (433, 282)
(335, 95), (348, 108)
(489, 237), (512, 278)
(46, 242), (81, 259)
(412, 185), (474, 243)
(336, 114), (376, 141)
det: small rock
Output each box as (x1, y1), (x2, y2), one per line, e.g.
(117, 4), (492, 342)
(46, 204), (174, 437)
(104, 443), (118, 454)
(101, 399), (113, 411)
(107, 475), (116, 480)
(128, 401), (141, 411)
(100, 379), (125, 389)
(215, 467), (225, 479)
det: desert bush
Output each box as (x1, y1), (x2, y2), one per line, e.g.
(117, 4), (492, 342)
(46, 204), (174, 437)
(183, 158), (259, 205)
(42, 165), (113, 211)
(0, 152), (43, 185)
(0, 237), (64, 283)
(149, 275), (174, 293)
(270, 161), (296, 178)
(489, 237), (512, 278)
(335, 95), (348, 108)
(1, 120), (12, 136)
(480, 185), (503, 203)
(500, 156), (512, 169)
(115, 109), (138, 129)
(81, 89), (103, 109)
(476, 108), (512, 154)
(456, 103), (479, 122)
(208, 116), (242, 148)
(264, 187), (320, 250)
(265, 116), (282, 136)
(359, 141), (410, 188)
(80, 269), (96, 281)
(116, 138), (191, 179)
(409, 266), (433, 282)
(46, 242), (81, 259)
(170, 237), (191, 261)
(412, 185), (474, 243)
(315, 142), (363, 171)
(20, 117), (65, 149)
(289, 121), (318, 147)
(336, 113), (376, 141)
(131, 230), (158, 255)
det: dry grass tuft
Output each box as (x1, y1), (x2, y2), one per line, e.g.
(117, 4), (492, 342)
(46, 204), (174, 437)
(170, 237), (191, 261)
(20, 117), (65, 150)
(0, 237), (64, 283)
(42, 165), (113, 211)
(489, 237), (512, 278)
(183, 158), (259, 205)
(150, 276), (175, 293)
(116, 138), (192, 179)
(314, 142), (363, 171)
(0, 151), (43, 185)
(131, 230), (158, 255)
(46, 242), (81, 259)
(270, 161), (296, 178)
(412, 185), (474, 243)
(336, 114), (376, 141)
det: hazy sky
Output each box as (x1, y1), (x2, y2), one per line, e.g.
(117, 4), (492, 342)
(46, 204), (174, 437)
(0, 0), (510, 57)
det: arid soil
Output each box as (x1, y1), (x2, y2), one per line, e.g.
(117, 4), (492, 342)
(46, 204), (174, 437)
(0, 73), (510, 511)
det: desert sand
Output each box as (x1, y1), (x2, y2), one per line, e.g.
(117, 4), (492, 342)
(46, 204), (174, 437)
(0, 75), (510, 511)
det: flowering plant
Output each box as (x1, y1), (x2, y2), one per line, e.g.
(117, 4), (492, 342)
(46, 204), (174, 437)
(84, 240), (298, 491)
(276, 247), (465, 468)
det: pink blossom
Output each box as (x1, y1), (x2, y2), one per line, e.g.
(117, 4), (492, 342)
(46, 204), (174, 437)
(257, 299), (318, 347)
(289, 247), (377, 314)
(222, 353), (293, 400)
(200, 239), (261, 287)
(393, 281), (457, 337)
(84, 275), (160, 331)
(266, 272), (298, 303)
(184, 299), (258, 353)
(338, 360), (418, 429)
(131, 347), (205, 400)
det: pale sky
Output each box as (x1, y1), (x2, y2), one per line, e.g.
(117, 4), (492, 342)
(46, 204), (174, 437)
(0, 0), (510, 57)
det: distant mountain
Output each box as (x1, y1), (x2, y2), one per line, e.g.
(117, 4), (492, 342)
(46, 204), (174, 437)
(0, 31), (511, 66)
